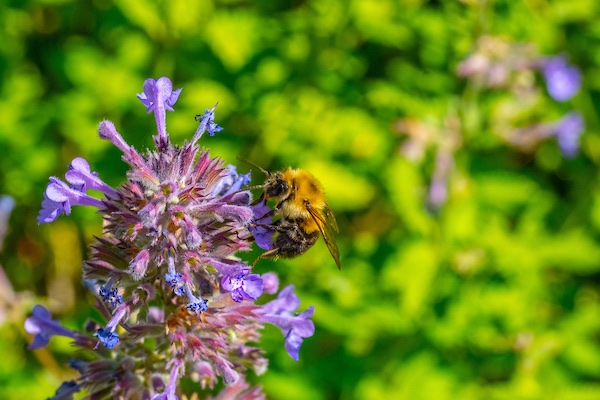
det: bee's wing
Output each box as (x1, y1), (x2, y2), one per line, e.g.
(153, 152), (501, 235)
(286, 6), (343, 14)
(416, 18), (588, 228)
(306, 202), (341, 269)
(324, 205), (339, 232)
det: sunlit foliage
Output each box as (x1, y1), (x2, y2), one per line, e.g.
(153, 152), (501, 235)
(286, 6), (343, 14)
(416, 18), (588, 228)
(1, 0), (599, 399)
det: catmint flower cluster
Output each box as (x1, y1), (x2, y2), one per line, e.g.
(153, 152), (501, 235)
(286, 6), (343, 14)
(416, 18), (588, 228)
(393, 116), (462, 211)
(457, 35), (538, 89)
(459, 36), (585, 157)
(26, 77), (315, 399)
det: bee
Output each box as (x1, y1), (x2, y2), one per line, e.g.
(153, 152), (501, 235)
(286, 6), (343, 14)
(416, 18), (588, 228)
(247, 162), (341, 269)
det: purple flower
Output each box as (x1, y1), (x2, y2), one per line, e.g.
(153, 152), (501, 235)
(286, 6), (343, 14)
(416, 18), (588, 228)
(94, 327), (119, 349)
(38, 177), (105, 224)
(94, 307), (127, 349)
(137, 77), (182, 146)
(540, 56), (581, 102)
(180, 215), (203, 249)
(65, 157), (119, 197)
(214, 355), (240, 385)
(427, 151), (454, 210)
(282, 306), (315, 361)
(24, 305), (81, 349)
(37, 192), (63, 224)
(0, 195), (14, 248)
(258, 285), (315, 361)
(151, 362), (180, 400)
(552, 111), (585, 157)
(98, 120), (130, 153)
(196, 258), (247, 277)
(137, 77), (182, 113)
(249, 198), (275, 250)
(221, 270), (264, 302)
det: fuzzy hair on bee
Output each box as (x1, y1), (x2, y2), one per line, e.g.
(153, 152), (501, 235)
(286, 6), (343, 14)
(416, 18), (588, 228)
(242, 160), (341, 269)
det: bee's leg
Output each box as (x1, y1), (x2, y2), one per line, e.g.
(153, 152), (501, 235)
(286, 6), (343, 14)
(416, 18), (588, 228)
(253, 247), (280, 267)
(251, 221), (288, 233)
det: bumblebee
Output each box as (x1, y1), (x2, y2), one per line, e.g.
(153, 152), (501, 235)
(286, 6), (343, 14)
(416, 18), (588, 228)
(251, 166), (341, 269)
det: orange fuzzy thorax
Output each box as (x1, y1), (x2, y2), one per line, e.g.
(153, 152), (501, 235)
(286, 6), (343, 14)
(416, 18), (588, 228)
(278, 168), (326, 233)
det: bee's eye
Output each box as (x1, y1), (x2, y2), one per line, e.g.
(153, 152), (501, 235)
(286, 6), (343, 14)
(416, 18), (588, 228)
(267, 180), (287, 197)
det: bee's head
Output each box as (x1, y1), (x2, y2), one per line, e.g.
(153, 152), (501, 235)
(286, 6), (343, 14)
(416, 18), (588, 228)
(264, 172), (289, 200)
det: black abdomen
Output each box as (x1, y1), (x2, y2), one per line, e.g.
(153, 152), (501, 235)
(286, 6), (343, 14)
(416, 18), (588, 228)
(274, 218), (319, 258)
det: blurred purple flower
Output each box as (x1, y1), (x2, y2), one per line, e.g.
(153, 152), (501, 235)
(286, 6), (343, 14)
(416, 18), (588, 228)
(457, 36), (537, 89)
(540, 56), (581, 101)
(24, 305), (82, 349)
(552, 111), (585, 157)
(507, 111), (585, 158)
(261, 272), (279, 294)
(0, 195), (15, 248)
(428, 151), (454, 210)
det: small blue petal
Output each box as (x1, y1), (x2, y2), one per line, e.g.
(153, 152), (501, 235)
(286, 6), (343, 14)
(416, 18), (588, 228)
(94, 327), (119, 348)
(195, 105), (223, 137)
(187, 298), (208, 312)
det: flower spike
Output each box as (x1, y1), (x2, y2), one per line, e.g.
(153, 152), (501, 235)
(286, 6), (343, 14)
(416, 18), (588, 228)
(29, 77), (315, 398)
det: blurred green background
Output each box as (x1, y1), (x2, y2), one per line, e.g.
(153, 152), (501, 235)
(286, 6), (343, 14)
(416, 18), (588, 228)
(1, 0), (600, 399)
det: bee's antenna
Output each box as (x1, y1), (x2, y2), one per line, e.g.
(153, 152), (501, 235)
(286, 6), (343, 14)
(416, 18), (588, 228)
(237, 156), (270, 176)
